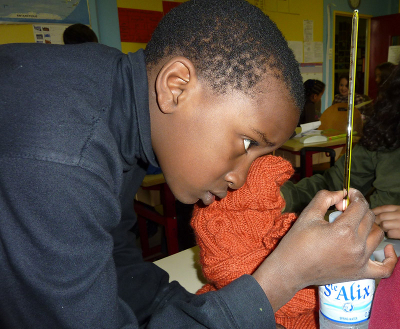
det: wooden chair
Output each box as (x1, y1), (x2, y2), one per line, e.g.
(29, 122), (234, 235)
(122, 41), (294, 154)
(134, 174), (179, 261)
(319, 102), (363, 136)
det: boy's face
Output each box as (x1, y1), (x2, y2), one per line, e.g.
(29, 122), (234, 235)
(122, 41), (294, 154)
(150, 63), (299, 205)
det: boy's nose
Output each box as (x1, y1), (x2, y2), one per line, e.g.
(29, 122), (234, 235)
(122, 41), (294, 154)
(224, 163), (250, 190)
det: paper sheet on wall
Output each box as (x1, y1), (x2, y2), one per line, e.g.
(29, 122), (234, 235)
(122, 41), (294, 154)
(32, 24), (70, 44)
(287, 41), (303, 63)
(388, 45), (400, 65)
(300, 63), (323, 82)
(303, 20), (313, 42)
(304, 41), (323, 63)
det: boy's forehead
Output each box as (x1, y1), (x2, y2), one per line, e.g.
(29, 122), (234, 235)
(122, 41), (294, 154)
(254, 75), (299, 111)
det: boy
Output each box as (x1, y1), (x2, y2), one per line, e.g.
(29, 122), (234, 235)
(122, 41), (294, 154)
(0, 0), (396, 328)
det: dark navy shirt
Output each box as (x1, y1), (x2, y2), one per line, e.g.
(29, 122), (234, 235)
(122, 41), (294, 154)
(0, 43), (274, 328)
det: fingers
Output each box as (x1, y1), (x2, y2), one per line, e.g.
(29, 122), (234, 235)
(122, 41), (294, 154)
(373, 205), (400, 239)
(368, 244), (398, 279)
(380, 218), (400, 231)
(301, 190), (345, 221)
(387, 229), (400, 239)
(375, 209), (400, 225)
(333, 189), (371, 233)
(374, 205), (399, 225)
(373, 204), (400, 217)
(378, 217), (400, 239)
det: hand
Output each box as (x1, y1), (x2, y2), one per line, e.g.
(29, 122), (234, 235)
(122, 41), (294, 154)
(373, 205), (400, 239)
(252, 189), (397, 312)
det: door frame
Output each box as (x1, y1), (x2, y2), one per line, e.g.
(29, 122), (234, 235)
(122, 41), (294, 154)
(332, 11), (372, 98)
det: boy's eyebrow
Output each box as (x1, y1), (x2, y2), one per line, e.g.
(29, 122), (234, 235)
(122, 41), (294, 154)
(251, 128), (275, 146)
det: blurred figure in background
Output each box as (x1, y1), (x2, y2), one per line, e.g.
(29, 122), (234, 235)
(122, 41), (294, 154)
(375, 62), (396, 89)
(63, 23), (98, 44)
(299, 79), (325, 124)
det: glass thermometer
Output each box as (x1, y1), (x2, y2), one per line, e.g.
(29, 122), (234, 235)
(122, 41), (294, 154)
(342, 9), (359, 210)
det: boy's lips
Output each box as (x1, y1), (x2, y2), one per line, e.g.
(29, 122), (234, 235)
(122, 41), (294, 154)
(202, 191), (215, 205)
(201, 191), (227, 206)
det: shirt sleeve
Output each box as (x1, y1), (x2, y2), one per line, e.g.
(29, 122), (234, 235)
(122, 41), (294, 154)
(0, 157), (275, 329)
(147, 275), (276, 329)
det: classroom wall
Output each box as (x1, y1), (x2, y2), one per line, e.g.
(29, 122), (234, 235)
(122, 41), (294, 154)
(322, 0), (399, 108)
(0, 24), (35, 44)
(264, 0), (323, 43)
(3, 0), (399, 110)
(114, 0), (323, 71)
(116, 0), (187, 54)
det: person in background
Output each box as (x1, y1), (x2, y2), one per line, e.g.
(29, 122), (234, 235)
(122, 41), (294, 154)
(0, 1), (396, 328)
(375, 62), (396, 88)
(63, 23), (98, 44)
(281, 65), (400, 235)
(299, 79), (325, 125)
(332, 73), (364, 105)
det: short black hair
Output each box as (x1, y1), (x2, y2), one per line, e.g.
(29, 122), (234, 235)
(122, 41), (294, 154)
(63, 23), (98, 44)
(145, 0), (304, 109)
(360, 65), (400, 151)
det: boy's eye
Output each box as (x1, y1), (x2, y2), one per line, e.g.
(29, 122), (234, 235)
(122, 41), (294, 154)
(244, 138), (257, 152)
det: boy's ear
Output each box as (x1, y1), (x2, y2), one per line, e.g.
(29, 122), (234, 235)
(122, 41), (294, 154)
(155, 57), (197, 113)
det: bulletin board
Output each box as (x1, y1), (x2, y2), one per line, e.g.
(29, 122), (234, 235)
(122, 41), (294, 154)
(0, 0), (91, 45)
(0, 23), (71, 45)
(0, 0), (90, 25)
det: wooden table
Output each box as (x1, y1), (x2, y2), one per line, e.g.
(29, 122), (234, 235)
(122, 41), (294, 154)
(276, 136), (360, 177)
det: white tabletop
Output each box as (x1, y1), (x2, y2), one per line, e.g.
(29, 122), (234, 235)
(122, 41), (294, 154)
(154, 246), (207, 294)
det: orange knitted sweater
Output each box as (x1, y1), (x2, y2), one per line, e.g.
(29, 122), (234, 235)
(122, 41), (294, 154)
(191, 155), (318, 329)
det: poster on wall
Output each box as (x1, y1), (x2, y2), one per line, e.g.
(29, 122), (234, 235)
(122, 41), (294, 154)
(388, 45), (400, 65)
(32, 24), (70, 44)
(287, 41), (303, 63)
(0, 0), (90, 24)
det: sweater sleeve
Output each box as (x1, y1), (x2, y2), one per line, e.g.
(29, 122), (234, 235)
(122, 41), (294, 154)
(281, 145), (378, 214)
(281, 158), (344, 214)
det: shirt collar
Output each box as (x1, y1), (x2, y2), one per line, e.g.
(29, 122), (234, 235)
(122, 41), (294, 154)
(128, 49), (159, 168)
